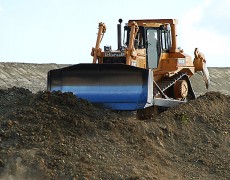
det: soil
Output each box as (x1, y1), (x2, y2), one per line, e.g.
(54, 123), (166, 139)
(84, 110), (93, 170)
(0, 87), (229, 179)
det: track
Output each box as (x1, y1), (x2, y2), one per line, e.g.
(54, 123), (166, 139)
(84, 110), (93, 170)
(137, 73), (196, 119)
(154, 73), (196, 100)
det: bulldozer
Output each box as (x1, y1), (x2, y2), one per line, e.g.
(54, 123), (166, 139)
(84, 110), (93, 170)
(47, 19), (210, 117)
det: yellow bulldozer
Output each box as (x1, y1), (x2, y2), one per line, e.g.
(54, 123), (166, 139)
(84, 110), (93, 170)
(47, 19), (210, 117)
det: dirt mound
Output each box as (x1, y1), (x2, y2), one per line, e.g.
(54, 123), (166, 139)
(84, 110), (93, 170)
(157, 92), (230, 179)
(0, 88), (229, 179)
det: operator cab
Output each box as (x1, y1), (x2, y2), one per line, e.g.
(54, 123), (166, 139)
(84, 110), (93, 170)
(124, 23), (172, 69)
(102, 20), (173, 69)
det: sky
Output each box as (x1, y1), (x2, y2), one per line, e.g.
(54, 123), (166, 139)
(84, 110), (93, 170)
(0, 0), (229, 67)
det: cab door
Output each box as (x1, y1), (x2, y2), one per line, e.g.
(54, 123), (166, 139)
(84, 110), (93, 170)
(146, 29), (160, 69)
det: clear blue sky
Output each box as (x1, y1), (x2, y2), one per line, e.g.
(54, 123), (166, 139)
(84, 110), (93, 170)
(0, 0), (229, 67)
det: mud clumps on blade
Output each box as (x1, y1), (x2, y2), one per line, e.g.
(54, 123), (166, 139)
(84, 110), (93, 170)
(0, 88), (229, 179)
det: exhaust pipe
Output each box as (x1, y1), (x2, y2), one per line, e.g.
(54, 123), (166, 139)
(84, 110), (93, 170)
(117, 19), (123, 50)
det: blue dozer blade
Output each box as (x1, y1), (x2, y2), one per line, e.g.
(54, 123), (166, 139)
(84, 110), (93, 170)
(47, 63), (150, 110)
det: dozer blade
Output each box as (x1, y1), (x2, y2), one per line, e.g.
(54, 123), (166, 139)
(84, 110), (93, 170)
(47, 64), (153, 110)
